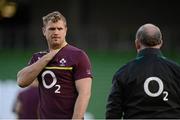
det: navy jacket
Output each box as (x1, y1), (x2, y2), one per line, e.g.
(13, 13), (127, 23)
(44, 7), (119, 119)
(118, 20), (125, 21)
(106, 48), (180, 119)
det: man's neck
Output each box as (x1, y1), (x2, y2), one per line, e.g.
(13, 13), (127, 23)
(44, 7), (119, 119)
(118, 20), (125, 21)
(49, 41), (68, 51)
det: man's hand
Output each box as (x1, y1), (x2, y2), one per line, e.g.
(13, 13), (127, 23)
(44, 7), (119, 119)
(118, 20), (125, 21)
(17, 49), (59, 88)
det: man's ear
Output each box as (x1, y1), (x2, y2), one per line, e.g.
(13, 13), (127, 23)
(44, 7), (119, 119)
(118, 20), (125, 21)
(156, 39), (163, 49)
(135, 39), (141, 52)
(42, 27), (46, 36)
(160, 39), (163, 47)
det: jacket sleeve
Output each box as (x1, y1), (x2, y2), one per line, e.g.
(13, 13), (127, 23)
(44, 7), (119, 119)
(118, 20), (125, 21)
(106, 72), (124, 119)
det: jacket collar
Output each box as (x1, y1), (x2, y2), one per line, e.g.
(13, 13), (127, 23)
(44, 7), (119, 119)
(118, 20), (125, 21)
(137, 48), (163, 58)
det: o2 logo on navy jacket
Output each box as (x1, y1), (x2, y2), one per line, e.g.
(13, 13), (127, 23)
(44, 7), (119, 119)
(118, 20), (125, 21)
(144, 77), (168, 101)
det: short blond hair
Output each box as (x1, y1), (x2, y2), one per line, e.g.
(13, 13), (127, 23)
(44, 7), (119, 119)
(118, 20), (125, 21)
(42, 11), (67, 27)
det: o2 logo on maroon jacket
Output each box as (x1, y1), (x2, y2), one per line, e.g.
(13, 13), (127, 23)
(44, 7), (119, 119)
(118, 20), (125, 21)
(41, 70), (61, 93)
